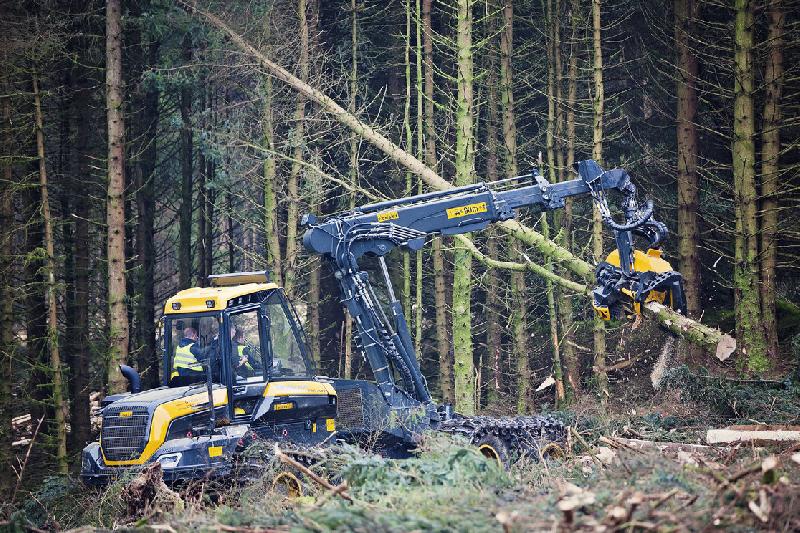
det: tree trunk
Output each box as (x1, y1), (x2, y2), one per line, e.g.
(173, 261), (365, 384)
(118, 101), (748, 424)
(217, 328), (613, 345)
(674, 0), (701, 324)
(344, 0), (359, 379)
(135, 41), (160, 390)
(106, 0), (130, 394)
(0, 78), (15, 492)
(197, 86), (207, 286)
(262, 20), (282, 284)
(414, 0), (424, 359)
(732, 0), (767, 371)
(484, 21), (503, 408)
(561, 0), (580, 398)
(403, 0), (413, 327)
(179, 34), (193, 290)
(452, 0), (476, 415)
(33, 75), (68, 472)
(591, 0), (608, 403)
(545, 0), (565, 404)
(422, 0), (452, 402)
(499, 0), (528, 414)
(760, 0), (783, 360)
(284, 0), (309, 298)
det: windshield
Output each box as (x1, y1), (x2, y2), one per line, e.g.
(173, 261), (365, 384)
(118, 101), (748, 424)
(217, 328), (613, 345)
(265, 293), (310, 378)
(167, 313), (221, 387)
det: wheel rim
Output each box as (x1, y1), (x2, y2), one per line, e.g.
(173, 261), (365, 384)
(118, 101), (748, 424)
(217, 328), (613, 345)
(478, 443), (502, 467)
(273, 471), (302, 497)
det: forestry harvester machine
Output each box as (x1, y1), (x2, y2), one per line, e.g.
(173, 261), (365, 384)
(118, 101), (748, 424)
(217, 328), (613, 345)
(81, 160), (685, 484)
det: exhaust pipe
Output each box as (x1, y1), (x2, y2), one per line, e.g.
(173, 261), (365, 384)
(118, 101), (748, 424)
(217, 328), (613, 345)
(119, 365), (141, 394)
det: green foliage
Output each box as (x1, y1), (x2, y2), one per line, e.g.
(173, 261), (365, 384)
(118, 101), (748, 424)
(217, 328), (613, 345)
(662, 365), (800, 424)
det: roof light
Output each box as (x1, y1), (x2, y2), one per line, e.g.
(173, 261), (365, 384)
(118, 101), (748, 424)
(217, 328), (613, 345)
(208, 271), (270, 287)
(171, 302), (181, 310)
(206, 300), (215, 308)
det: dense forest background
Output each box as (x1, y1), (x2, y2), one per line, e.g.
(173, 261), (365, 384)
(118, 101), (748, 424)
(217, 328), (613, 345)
(0, 0), (799, 489)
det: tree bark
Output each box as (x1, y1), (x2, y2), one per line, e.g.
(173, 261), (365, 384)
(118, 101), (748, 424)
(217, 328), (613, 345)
(106, 0), (130, 394)
(545, 0), (565, 404)
(179, 34), (193, 290)
(674, 0), (701, 323)
(499, 0), (529, 414)
(262, 15), (282, 284)
(344, 0), (359, 379)
(452, 0), (476, 415)
(33, 75), (68, 472)
(136, 41), (160, 389)
(591, 0), (607, 403)
(558, 0), (579, 400)
(414, 0), (424, 360)
(0, 76), (15, 493)
(732, 0), (768, 371)
(484, 21), (503, 407)
(760, 0), (783, 360)
(422, 0), (452, 402)
(284, 0), (309, 298)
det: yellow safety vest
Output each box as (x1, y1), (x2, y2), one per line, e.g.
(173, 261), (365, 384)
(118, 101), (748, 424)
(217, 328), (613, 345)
(174, 342), (203, 372)
(237, 345), (254, 371)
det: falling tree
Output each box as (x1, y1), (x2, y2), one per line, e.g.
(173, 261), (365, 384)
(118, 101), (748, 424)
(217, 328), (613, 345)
(106, 0), (130, 394)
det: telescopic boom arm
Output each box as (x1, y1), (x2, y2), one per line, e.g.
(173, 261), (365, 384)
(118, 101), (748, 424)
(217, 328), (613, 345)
(302, 160), (683, 405)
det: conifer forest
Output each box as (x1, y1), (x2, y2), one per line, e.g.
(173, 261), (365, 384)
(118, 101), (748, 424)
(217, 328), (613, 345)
(1, 0), (800, 530)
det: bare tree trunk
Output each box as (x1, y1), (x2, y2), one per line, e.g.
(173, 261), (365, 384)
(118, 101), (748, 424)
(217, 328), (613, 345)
(33, 75), (67, 472)
(452, 0), (476, 415)
(0, 78), (15, 492)
(197, 86), (207, 286)
(545, 0), (565, 404)
(591, 0), (608, 404)
(284, 0), (309, 298)
(760, 0), (783, 360)
(403, 0), (413, 326)
(263, 11), (282, 284)
(499, 0), (528, 414)
(484, 18), (503, 408)
(674, 0), (701, 324)
(422, 0), (452, 402)
(179, 34), (193, 290)
(733, 0), (767, 371)
(344, 0), (359, 379)
(561, 0), (580, 398)
(414, 0), (424, 360)
(106, 0), (130, 394)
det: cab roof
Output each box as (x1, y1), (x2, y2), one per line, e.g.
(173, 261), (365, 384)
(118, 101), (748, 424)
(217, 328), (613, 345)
(164, 283), (280, 314)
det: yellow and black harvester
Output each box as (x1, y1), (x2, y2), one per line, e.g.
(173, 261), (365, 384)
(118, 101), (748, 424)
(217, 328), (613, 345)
(81, 160), (685, 483)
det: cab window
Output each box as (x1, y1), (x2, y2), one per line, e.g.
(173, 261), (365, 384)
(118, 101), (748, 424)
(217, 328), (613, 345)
(229, 309), (266, 384)
(167, 313), (220, 387)
(265, 295), (310, 377)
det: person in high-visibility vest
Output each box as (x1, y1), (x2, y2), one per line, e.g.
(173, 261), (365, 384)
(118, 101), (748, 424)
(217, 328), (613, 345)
(173, 327), (204, 377)
(231, 327), (258, 378)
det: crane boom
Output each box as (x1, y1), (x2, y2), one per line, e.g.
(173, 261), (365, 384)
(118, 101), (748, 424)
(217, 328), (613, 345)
(302, 160), (684, 408)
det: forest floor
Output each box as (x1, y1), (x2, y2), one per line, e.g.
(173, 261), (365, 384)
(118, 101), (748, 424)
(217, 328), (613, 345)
(3, 366), (800, 532)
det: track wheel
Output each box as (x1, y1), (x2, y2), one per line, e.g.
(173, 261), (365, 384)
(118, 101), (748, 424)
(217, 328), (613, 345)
(473, 434), (510, 468)
(272, 470), (303, 498)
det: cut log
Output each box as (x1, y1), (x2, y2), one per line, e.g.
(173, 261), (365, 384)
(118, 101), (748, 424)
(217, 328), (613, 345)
(180, 1), (737, 361)
(706, 425), (800, 445)
(643, 302), (736, 361)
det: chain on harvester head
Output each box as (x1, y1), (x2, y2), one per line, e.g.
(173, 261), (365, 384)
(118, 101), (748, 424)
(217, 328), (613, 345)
(578, 161), (687, 321)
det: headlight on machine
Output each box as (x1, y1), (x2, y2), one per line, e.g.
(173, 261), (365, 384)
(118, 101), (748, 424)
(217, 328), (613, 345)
(157, 452), (183, 469)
